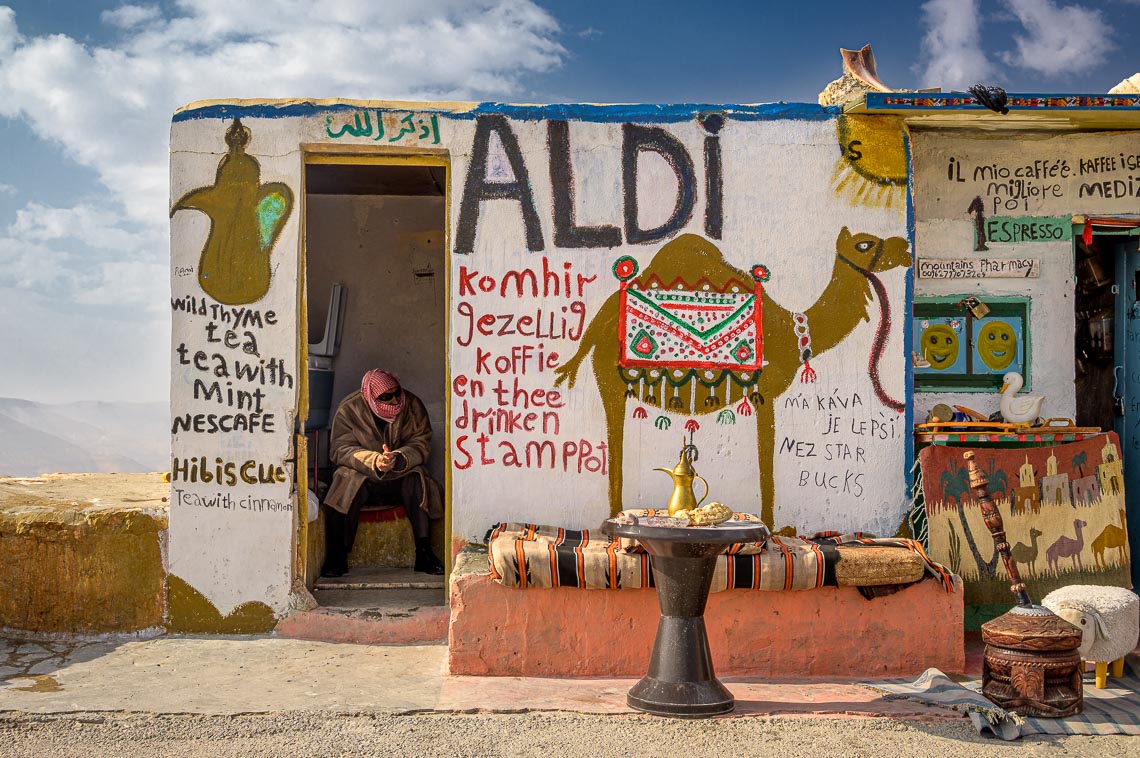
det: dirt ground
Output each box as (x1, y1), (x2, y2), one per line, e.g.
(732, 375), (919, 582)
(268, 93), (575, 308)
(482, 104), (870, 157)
(0, 473), (168, 512)
(2, 710), (1139, 757)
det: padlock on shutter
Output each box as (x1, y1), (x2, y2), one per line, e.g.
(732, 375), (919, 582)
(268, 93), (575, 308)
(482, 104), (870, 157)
(964, 296), (991, 319)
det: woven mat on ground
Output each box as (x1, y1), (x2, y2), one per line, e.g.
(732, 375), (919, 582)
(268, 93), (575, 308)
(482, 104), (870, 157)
(485, 513), (955, 596)
(860, 655), (1140, 740)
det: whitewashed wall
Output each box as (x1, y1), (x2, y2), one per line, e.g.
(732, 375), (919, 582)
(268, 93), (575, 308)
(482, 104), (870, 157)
(443, 116), (909, 539)
(170, 103), (914, 616)
(912, 131), (1140, 422)
(169, 117), (303, 616)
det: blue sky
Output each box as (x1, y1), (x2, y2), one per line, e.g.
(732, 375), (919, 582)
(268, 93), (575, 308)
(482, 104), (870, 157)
(1, 0), (1138, 402)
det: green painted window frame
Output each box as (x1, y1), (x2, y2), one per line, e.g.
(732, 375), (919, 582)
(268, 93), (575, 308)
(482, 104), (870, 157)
(913, 296), (1031, 393)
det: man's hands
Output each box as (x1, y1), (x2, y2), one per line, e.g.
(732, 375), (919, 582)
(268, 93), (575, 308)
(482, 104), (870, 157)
(376, 444), (397, 473)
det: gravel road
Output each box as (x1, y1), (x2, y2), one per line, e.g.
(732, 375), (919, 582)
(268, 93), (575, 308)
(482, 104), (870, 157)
(3, 711), (1139, 757)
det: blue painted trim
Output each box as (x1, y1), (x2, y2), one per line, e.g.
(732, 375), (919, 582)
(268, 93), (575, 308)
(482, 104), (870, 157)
(462, 102), (838, 122)
(173, 100), (839, 124)
(864, 91), (1140, 111)
(904, 132), (916, 496)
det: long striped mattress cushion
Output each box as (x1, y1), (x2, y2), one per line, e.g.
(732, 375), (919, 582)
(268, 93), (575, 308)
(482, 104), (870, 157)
(485, 511), (956, 598)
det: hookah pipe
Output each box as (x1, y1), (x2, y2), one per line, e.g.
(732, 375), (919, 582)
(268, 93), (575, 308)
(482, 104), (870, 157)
(965, 450), (1085, 719)
(964, 450), (1032, 606)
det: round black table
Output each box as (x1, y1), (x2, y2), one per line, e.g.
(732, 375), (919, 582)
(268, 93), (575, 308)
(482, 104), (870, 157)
(600, 518), (770, 717)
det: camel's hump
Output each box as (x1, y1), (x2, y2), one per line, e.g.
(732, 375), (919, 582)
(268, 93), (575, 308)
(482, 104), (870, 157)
(644, 234), (749, 284)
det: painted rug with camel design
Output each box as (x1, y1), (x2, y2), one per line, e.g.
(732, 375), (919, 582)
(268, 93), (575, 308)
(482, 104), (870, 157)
(918, 433), (1131, 629)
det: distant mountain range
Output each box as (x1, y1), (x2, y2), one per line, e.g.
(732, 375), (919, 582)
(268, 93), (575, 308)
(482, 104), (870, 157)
(0, 398), (167, 476)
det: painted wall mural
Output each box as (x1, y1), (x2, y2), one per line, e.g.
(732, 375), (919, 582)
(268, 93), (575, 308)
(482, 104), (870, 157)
(909, 130), (1140, 421)
(555, 229), (910, 526)
(919, 131), (1140, 220)
(171, 119), (293, 305)
(830, 115), (908, 211)
(919, 435), (1130, 628)
(446, 110), (911, 537)
(325, 109), (441, 144)
(170, 101), (914, 618)
(169, 116), (298, 626)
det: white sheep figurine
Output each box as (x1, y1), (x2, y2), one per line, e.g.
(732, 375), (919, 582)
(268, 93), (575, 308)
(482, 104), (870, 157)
(1042, 585), (1139, 689)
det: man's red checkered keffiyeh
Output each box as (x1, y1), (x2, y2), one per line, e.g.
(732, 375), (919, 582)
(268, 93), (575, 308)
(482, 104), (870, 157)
(361, 369), (404, 421)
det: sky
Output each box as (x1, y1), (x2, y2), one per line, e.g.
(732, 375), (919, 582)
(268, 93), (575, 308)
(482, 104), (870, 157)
(1, 0), (1137, 403)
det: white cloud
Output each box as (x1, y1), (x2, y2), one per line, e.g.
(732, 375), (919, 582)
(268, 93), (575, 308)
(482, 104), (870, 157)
(1000, 0), (1113, 76)
(0, 203), (160, 310)
(0, 6), (18, 57)
(10, 203), (147, 252)
(0, 182), (15, 195)
(0, 1), (565, 400)
(916, 0), (996, 89)
(0, 235), (84, 293)
(101, 4), (162, 29)
(0, 1), (564, 231)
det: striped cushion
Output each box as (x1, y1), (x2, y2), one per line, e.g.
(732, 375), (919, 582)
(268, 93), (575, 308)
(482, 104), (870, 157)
(485, 517), (956, 595)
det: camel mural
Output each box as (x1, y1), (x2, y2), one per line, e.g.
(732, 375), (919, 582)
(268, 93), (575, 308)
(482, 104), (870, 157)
(555, 228), (911, 526)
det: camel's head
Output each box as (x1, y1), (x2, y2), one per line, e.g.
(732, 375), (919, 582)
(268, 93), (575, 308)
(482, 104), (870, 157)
(836, 227), (911, 273)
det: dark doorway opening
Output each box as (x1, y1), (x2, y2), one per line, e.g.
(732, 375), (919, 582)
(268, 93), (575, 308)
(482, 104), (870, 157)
(1074, 232), (1119, 431)
(301, 157), (449, 619)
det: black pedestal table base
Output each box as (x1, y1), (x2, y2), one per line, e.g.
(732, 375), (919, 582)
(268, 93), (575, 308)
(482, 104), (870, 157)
(601, 520), (770, 718)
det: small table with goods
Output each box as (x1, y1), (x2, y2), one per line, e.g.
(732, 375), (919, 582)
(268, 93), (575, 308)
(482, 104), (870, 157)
(600, 516), (770, 718)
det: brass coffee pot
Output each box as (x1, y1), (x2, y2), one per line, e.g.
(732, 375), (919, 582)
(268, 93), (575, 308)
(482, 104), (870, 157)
(656, 439), (709, 516)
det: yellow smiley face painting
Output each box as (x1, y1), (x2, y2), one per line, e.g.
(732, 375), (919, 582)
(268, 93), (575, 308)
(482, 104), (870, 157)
(921, 323), (960, 370)
(977, 320), (1017, 370)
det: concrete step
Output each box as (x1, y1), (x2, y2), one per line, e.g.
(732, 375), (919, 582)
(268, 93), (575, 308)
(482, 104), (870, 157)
(314, 566), (445, 591)
(276, 575), (449, 645)
(311, 587), (445, 611)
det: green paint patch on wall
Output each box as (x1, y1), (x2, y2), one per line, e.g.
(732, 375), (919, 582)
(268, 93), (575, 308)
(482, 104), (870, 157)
(258, 192), (289, 250)
(166, 575), (277, 634)
(984, 215), (1072, 244)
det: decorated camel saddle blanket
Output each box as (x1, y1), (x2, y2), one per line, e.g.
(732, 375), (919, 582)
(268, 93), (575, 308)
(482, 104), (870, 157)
(485, 514), (955, 597)
(615, 254), (766, 371)
(918, 433), (1130, 628)
(612, 254), (774, 411)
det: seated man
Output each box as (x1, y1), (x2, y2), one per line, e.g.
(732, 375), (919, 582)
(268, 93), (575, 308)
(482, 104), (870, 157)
(322, 369), (445, 576)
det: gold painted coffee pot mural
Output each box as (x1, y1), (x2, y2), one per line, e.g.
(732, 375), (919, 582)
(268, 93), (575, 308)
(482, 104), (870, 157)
(171, 118), (294, 305)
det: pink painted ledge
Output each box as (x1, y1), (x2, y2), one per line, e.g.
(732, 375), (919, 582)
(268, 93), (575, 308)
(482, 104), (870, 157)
(277, 606), (449, 645)
(448, 560), (964, 678)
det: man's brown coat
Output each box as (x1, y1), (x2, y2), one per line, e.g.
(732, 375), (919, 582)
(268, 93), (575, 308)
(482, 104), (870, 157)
(323, 389), (443, 518)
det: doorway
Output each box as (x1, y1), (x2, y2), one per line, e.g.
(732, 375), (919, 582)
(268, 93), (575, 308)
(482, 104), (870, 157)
(301, 155), (450, 613)
(1074, 221), (1140, 589)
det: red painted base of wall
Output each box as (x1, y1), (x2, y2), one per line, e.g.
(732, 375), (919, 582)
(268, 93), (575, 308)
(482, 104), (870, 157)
(277, 606), (449, 645)
(448, 573), (964, 678)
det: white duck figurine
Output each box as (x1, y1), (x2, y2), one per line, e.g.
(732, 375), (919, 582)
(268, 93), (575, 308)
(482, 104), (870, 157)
(999, 371), (1044, 424)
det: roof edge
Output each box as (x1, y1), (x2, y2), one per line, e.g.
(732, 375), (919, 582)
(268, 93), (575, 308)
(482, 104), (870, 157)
(172, 99), (842, 124)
